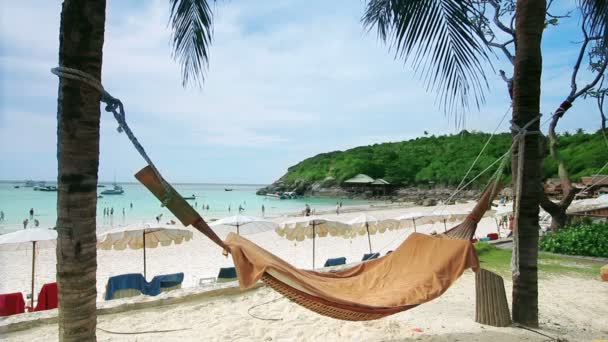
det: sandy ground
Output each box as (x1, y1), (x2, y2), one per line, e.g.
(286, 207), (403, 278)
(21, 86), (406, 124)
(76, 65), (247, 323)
(4, 274), (607, 341)
(4, 201), (607, 341)
(0, 201), (504, 299)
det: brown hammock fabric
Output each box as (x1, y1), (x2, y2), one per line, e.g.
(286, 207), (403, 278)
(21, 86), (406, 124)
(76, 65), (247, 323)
(136, 165), (500, 321)
(226, 232), (479, 320)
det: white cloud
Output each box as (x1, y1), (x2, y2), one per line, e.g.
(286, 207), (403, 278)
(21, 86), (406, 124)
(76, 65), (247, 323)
(0, 1), (604, 183)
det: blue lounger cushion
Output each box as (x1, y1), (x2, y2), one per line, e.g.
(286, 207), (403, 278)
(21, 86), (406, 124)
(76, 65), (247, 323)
(148, 273), (185, 295)
(105, 273), (147, 300)
(217, 267), (237, 279)
(362, 253), (380, 261)
(105, 272), (185, 300)
(323, 257), (346, 267)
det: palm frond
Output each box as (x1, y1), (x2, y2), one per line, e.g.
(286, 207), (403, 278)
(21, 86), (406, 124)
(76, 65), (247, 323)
(579, 0), (608, 49)
(169, 0), (214, 87)
(363, 0), (492, 117)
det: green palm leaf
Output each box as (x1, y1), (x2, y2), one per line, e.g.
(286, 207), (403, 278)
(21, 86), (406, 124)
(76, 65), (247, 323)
(169, 0), (214, 86)
(363, 0), (492, 116)
(579, 0), (608, 49)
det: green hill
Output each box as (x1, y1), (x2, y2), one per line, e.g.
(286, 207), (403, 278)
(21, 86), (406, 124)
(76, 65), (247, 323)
(278, 130), (608, 188)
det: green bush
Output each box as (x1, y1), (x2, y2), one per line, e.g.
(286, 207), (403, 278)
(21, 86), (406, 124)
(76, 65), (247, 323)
(539, 222), (608, 257)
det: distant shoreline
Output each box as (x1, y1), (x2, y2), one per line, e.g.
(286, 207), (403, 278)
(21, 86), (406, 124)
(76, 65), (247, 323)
(0, 180), (269, 187)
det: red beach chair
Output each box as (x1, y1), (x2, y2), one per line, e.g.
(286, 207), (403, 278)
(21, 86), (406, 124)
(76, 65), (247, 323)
(0, 292), (25, 316)
(34, 283), (58, 311)
(487, 233), (499, 241)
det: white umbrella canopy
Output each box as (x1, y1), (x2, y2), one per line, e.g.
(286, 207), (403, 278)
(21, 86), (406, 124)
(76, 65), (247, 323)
(97, 223), (193, 278)
(97, 223), (193, 251)
(395, 212), (427, 231)
(0, 228), (57, 308)
(276, 217), (351, 269)
(276, 217), (351, 242)
(0, 228), (57, 251)
(209, 215), (277, 235)
(346, 214), (399, 253)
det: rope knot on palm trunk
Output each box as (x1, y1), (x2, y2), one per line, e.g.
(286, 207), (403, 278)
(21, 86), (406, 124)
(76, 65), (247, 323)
(510, 114), (543, 138)
(51, 66), (173, 206)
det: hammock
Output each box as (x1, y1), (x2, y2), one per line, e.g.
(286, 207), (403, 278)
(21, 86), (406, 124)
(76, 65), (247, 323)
(136, 165), (499, 321)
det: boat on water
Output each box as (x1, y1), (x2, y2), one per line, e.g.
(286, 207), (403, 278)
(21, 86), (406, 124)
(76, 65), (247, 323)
(24, 180), (45, 188)
(184, 194), (196, 200)
(224, 188), (233, 191)
(101, 184), (124, 195)
(14, 185), (20, 189)
(97, 184), (106, 188)
(35, 185), (58, 192)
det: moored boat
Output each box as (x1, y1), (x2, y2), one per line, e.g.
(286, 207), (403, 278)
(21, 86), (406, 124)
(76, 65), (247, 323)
(101, 184), (124, 195)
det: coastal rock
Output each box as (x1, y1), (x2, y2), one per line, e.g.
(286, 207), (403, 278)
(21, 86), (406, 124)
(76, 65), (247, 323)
(422, 198), (437, 207)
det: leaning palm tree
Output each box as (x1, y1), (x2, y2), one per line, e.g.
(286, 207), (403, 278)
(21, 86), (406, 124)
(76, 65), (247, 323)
(54, 1), (212, 340)
(363, 0), (606, 327)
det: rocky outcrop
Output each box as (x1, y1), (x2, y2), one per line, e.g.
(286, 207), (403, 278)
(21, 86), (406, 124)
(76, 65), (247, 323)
(257, 177), (485, 203)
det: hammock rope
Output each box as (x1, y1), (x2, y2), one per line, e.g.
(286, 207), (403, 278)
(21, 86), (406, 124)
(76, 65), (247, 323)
(50, 66), (512, 322)
(51, 66), (174, 207)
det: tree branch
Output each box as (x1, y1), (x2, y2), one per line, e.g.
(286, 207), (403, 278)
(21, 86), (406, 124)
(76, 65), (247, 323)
(573, 57), (608, 99)
(487, 0), (515, 36)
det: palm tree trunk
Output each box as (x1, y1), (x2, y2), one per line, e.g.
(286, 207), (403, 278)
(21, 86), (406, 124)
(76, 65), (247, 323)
(510, 0), (546, 327)
(56, 1), (106, 340)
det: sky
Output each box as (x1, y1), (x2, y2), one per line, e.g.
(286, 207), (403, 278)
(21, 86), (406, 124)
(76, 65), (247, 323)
(0, 0), (604, 184)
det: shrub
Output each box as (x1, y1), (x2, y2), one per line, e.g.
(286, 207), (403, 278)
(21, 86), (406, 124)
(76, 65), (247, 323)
(539, 222), (608, 257)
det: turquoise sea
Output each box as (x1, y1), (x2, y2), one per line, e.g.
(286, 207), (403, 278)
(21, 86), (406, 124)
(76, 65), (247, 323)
(0, 181), (372, 234)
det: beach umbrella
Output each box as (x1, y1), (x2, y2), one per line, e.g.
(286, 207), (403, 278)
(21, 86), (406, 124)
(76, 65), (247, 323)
(97, 223), (193, 279)
(276, 217), (350, 269)
(395, 212), (424, 232)
(209, 215), (277, 235)
(346, 214), (399, 253)
(0, 228), (57, 308)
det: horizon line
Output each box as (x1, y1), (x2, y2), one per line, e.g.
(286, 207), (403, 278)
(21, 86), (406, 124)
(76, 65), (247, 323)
(0, 180), (269, 187)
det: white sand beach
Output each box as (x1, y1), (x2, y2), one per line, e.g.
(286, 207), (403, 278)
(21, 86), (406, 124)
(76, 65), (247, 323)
(0, 201), (501, 298)
(1, 201), (607, 341)
(3, 273), (607, 341)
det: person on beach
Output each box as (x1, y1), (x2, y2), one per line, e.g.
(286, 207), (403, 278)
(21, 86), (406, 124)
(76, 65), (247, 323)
(110, 208), (114, 216)
(23, 219), (28, 229)
(34, 219), (40, 227)
(507, 214), (514, 237)
(238, 205), (243, 213)
(228, 205), (231, 212)
(305, 204), (311, 216)
(29, 208), (34, 219)
(207, 205), (210, 210)
(0, 210), (4, 222)
(130, 202), (133, 209)
(262, 205), (265, 217)
(336, 204), (340, 215)
(122, 208), (125, 217)
(339, 201), (343, 208)
(156, 214), (163, 223)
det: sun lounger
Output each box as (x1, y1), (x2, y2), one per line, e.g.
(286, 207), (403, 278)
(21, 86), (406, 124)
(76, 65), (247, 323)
(323, 257), (346, 267)
(217, 267), (238, 283)
(104, 273), (146, 300)
(33, 282), (58, 311)
(197, 267), (239, 286)
(0, 292), (25, 316)
(362, 253), (380, 261)
(149, 273), (184, 294)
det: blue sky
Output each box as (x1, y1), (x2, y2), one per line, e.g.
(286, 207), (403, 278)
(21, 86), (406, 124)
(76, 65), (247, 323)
(0, 0), (604, 184)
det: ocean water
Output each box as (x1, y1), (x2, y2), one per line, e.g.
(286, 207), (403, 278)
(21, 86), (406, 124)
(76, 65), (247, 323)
(0, 182), (371, 234)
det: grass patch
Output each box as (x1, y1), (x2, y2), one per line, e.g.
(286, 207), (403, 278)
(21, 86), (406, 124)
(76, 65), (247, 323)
(474, 242), (603, 279)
